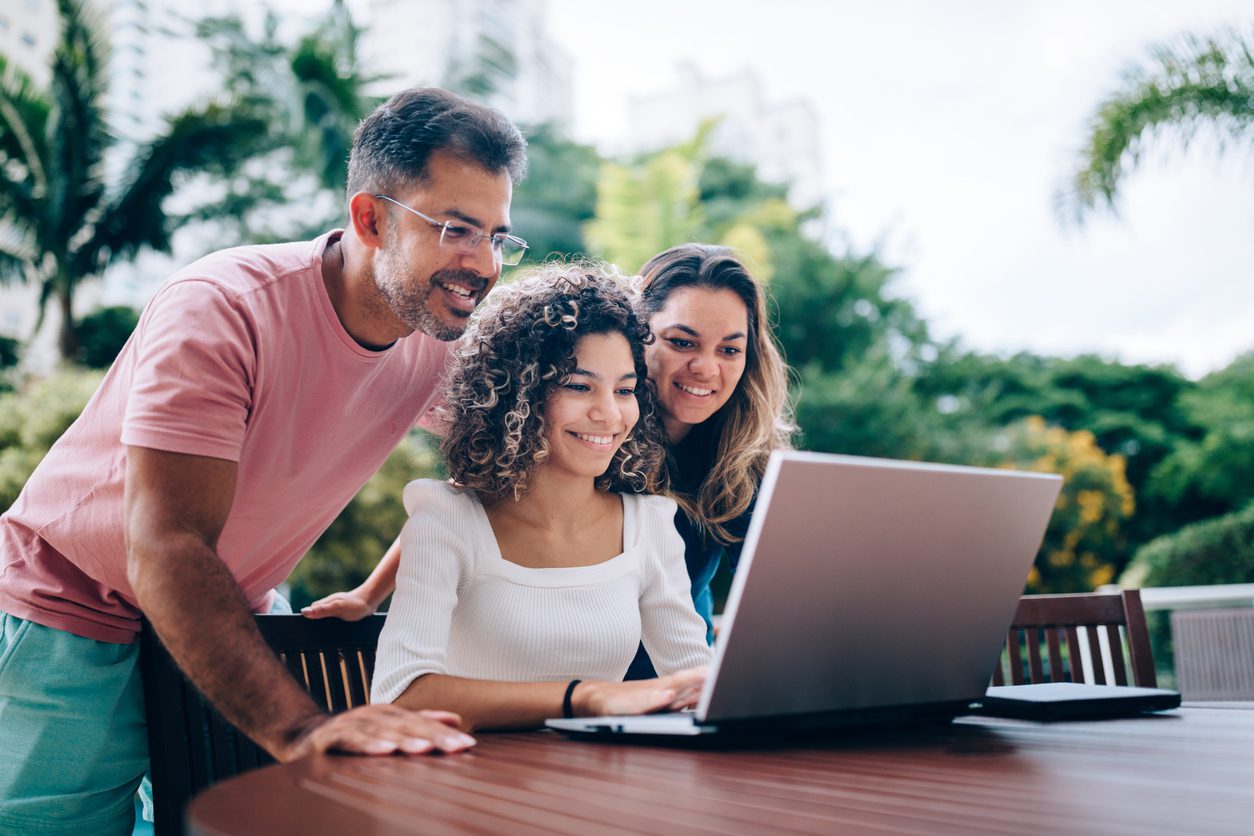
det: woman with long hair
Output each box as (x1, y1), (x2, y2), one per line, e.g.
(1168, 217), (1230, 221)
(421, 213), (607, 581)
(369, 264), (710, 729)
(622, 244), (794, 676)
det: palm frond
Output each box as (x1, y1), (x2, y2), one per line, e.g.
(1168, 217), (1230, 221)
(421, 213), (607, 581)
(47, 0), (110, 248)
(1060, 27), (1254, 223)
(0, 219), (39, 285)
(86, 103), (269, 269)
(0, 53), (51, 219)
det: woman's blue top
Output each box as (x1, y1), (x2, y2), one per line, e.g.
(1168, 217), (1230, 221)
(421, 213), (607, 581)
(624, 423), (755, 680)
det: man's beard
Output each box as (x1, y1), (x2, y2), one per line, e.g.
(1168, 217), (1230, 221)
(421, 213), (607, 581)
(373, 244), (486, 342)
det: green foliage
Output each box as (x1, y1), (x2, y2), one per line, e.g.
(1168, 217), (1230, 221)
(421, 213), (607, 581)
(510, 125), (601, 261)
(0, 336), (18, 392)
(1123, 501), (1254, 588)
(1003, 417), (1136, 593)
(0, 368), (101, 508)
(73, 305), (138, 368)
(584, 131), (709, 271)
(1062, 26), (1254, 221)
(193, 1), (380, 241)
(1146, 352), (1254, 524)
(286, 432), (443, 609)
(793, 354), (936, 460)
(917, 351), (1198, 551)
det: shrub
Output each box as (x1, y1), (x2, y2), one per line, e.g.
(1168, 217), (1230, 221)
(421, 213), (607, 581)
(285, 431), (444, 609)
(75, 306), (140, 369)
(1003, 417), (1136, 592)
(1122, 502), (1254, 588)
(0, 369), (103, 508)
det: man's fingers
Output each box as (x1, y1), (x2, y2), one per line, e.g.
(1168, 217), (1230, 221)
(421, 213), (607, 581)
(297, 708), (476, 758)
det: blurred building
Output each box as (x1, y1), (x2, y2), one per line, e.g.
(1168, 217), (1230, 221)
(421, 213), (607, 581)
(360, 0), (573, 129)
(0, 0), (58, 85)
(626, 63), (824, 210)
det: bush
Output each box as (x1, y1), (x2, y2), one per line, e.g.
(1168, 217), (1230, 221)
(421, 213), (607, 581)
(1003, 417), (1136, 593)
(75, 306), (140, 369)
(1122, 502), (1254, 588)
(0, 368), (104, 508)
(285, 430), (444, 609)
(0, 336), (18, 393)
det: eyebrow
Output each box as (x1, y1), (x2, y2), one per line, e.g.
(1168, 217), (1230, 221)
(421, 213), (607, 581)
(445, 208), (511, 234)
(663, 323), (747, 341)
(571, 367), (639, 382)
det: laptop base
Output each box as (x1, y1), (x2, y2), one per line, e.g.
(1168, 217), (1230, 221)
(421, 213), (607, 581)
(546, 700), (973, 747)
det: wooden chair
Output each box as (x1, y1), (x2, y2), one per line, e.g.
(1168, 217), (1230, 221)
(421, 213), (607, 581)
(991, 589), (1157, 688)
(140, 613), (386, 836)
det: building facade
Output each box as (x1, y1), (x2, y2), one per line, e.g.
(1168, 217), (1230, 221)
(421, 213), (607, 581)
(359, 0), (572, 129)
(626, 63), (824, 211)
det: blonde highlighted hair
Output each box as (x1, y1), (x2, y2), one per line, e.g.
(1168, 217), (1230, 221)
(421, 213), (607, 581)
(638, 244), (795, 544)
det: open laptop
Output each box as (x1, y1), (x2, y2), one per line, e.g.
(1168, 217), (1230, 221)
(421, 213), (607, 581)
(546, 450), (1063, 740)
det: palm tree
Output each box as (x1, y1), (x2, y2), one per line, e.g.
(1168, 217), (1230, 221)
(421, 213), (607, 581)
(0, 0), (267, 360)
(192, 0), (382, 241)
(1061, 27), (1254, 222)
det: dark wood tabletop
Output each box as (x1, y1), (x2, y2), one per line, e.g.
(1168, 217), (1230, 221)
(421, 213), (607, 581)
(186, 703), (1254, 835)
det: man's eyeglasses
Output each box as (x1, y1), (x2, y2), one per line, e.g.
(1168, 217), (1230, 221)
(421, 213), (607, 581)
(375, 195), (528, 266)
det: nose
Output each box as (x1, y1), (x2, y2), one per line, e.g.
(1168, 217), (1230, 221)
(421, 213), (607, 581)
(588, 390), (622, 424)
(460, 237), (500, 280)
(688, 351), (716, 377)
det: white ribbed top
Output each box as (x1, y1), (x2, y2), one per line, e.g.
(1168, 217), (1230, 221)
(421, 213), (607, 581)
(370, 480), (713, 705)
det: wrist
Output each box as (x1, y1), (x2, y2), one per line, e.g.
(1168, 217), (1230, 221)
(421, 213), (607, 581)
(271, 710), (330, 762)
(355, 582), (385, 612)
(571, 680), (602, 718)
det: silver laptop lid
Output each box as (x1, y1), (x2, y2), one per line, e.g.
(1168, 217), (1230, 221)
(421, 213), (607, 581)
(697, 451), (1062, 723)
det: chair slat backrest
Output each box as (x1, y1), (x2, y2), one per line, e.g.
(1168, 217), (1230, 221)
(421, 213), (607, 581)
(992, 590), (1156, 688)
(140, 614), (387, 836)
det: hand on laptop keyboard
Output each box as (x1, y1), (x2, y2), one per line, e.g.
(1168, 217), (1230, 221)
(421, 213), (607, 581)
(571, 666), (707, 718)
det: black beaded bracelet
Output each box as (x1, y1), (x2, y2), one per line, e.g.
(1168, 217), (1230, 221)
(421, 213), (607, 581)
(562, 679), (582, 719)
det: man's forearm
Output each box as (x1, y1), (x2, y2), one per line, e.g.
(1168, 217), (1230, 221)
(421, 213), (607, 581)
(132, 533), (325, 759)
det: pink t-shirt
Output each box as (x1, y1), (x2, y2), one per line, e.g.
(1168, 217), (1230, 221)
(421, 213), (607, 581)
(0, 231), (450, 642)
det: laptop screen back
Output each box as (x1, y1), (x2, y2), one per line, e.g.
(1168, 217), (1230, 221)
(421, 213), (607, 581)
(697, 452), (1062, 723)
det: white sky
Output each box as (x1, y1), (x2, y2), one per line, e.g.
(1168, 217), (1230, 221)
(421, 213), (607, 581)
(543, 0), (1254, 379)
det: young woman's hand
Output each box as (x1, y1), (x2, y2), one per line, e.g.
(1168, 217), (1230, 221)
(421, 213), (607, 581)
(301, 589), (376, 621)
(573, 666), (708, 717)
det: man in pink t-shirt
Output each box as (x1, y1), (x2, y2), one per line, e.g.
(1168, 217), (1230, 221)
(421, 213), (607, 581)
(0, 87), (528, 834)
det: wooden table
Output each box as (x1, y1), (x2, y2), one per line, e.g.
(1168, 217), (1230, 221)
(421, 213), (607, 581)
(187, 704), (1254, 835)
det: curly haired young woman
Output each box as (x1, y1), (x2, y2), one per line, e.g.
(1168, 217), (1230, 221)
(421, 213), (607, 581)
(367, 263), (711, 730)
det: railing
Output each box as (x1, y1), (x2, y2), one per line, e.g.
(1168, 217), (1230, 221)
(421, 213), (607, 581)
(1100, 583), (1254, 700)
(1102, 583), (1254, 612)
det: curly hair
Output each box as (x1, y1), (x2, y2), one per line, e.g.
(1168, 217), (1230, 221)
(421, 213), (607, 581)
(637, 244), (796, 545)
(440, 261), (669, 504)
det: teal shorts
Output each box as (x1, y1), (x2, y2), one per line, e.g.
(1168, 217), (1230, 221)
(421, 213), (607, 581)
(0, 611), (148, 836)
(1, 593), (292, 835)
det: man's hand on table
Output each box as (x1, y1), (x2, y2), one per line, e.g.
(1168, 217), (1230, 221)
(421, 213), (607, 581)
(280, 705), (476, 761)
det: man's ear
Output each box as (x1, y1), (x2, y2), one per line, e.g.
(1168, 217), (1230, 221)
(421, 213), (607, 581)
(348, 192), (385, 248)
